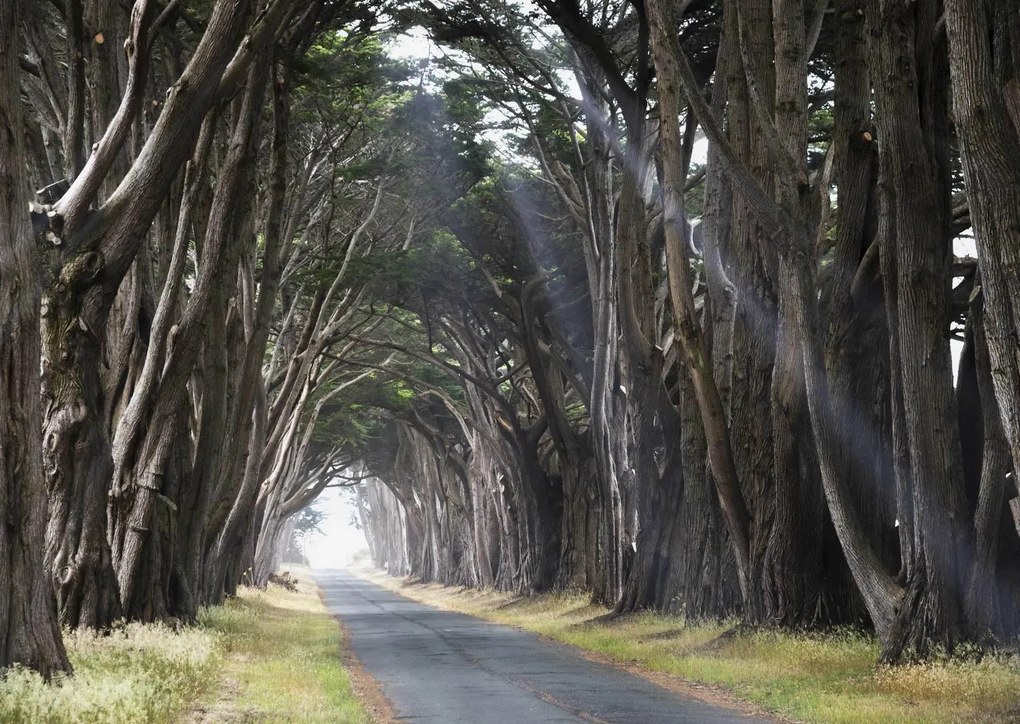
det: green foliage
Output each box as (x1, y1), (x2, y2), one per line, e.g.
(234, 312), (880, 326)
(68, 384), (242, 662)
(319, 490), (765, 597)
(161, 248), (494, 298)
(293, 505), (326, 538)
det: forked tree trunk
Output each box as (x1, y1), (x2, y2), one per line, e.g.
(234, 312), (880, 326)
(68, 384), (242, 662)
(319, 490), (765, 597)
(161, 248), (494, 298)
(654, 0), (907, 649)
(111, 54), (271, 615)
(0, 1), (70, 674)
(823, 0), (899, 619)
(200, 75), (292, 601)
(40, 0), (262, 628)
(647, 0), (753, 607)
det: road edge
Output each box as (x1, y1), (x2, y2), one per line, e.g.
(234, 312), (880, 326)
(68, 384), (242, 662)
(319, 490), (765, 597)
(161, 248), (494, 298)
(347, 566), (785, 722)
(312, 575), (398, 724)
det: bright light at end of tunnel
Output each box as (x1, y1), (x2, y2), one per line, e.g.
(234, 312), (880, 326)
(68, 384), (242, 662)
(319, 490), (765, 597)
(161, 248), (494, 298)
(298, 485), (370, 570)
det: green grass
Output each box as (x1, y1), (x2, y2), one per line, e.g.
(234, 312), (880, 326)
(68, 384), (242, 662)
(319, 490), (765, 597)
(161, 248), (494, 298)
(194, 578), (370, 723)
(358, 569), (1020, 723)
(0, 578), (369, 724)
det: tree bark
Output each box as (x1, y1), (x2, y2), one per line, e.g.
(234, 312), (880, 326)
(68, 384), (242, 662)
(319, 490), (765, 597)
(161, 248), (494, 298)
(961, 299), (1012, 641)
(870, 0), (972, 660)
(110, 52), (271, 614)
(945, 0), (1020, 534)
(0, 0), (70, 674)
(823, 0), (899, 621)
(660, 0), (907, 648)
(646, 0), (752, 603)
(40, 0), (261, 629)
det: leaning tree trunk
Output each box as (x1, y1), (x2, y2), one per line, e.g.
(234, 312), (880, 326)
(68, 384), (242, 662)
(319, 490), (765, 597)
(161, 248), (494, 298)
(961, 298), (1013, 640)
(646, 3), (753, 604)
(39, 0), (261, 629)
(0, 0), (70, 674)
(657, 0), (908, 649)
(198, 76), (292, 602)
(111, 53), (270, 617)
(823, 0), (899, 622)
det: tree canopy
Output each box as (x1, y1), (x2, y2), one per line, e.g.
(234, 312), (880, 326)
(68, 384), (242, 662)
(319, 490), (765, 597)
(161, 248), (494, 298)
(1, 0), (1019, 676)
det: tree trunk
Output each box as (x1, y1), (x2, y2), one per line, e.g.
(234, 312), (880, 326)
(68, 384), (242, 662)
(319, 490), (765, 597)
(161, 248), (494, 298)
(660, 0), (907, 648)
(41, 242), (123, 626)
(824, 0), (899, 620)
(111, 53), (271, 614)
(40, 0), (259, 628)
(0, 0), (70, 673)
(646, 0), (752, 604)
(961, 299), (1012, 640)
(870, 0), (972, 660)
(945, 0), (1020, 533)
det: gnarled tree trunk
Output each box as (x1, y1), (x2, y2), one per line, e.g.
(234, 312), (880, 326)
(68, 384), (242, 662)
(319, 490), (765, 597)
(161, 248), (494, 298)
(0, 1), (70, 673)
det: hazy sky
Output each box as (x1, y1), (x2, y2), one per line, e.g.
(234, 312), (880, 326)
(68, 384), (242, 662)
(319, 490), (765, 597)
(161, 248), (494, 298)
(302, 484), (369, 569)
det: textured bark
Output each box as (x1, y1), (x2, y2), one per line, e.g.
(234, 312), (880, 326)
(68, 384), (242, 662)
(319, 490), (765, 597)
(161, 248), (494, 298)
(583, 105), (626, 606)
(762, 0), (826, 627)
(870, 0), (972, 661)
(722, 0), (780, 627)
(204, 388), (266, 601)
(41, 0), (260, 628)
(646, 0), (752, 602)
(0, 0), (70, 673)
(665, 0), (907, 645)
(945, 0), (1020, 530)
(64, 0), (86, 178)
(825, 0), (900, 589)
(200, 74), (293, 601)
(110, 53), (271, 614)
(671, 371), (742, 618)
(961, 301), (1012, 641)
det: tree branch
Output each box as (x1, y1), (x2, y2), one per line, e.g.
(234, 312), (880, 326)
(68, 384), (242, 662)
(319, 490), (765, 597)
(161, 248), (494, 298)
(54, 0), (156, 235)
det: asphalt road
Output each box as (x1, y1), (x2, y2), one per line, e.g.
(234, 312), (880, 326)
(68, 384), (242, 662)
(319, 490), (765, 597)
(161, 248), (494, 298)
(316, 570), (769, 723)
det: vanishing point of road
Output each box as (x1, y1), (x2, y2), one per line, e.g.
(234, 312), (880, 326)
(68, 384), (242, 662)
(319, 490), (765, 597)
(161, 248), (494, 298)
(317, 570), (770, 723)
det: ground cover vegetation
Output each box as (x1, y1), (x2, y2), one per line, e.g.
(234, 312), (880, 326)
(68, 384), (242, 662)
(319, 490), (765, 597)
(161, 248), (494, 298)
(361, 569), (1020, 723)
(1, 0), (1020, 696)
(192, 576), (369, 723)
(0, 578), (363, 722)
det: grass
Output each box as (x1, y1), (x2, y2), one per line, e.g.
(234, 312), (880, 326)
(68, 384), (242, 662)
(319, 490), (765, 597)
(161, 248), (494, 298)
(0, 576), (369, 724)
(0, 622), (219, 723)
(193, 576), (369, 723)
(356, 568), (1020, 723)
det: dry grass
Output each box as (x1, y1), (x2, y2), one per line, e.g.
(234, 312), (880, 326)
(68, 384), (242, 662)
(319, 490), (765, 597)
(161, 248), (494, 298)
(0, 576), (367, 724)
(193, 575), (369, 723)
(0, 622), (219, 723)
(355, 568), (1020, 723)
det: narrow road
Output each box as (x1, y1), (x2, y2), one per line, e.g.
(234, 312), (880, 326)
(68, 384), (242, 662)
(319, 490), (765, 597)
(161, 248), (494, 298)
(317, 570), (769, 723)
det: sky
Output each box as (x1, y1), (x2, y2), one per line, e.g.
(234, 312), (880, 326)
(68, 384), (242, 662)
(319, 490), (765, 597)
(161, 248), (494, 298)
(301, 484), (369, 569)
